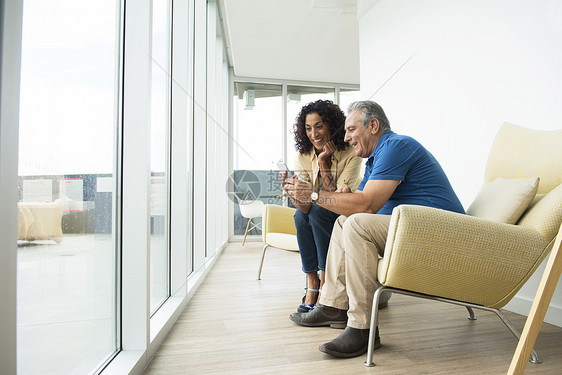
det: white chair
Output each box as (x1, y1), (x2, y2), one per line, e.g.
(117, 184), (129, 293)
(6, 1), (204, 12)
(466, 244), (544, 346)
(239, 200), (265, 246)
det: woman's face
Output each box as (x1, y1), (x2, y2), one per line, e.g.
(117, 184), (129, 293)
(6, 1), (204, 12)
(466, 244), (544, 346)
(305, 112), (332, 152)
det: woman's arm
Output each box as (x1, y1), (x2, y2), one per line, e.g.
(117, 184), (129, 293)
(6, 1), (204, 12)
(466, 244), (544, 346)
(317, 141), (337, 192)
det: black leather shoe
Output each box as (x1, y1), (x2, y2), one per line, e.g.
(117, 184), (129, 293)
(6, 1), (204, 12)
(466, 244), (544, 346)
(319, 326), (380, 358)
(289, 304), (347, 329)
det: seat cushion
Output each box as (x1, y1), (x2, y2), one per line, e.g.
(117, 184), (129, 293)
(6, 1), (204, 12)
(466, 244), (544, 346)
(239, 200), (265, 219)
(264, 232), (299, 251)
(466, 177), (539, 224)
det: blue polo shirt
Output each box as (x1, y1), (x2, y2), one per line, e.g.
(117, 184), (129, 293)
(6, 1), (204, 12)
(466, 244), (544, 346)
(357, 130), (465, 215)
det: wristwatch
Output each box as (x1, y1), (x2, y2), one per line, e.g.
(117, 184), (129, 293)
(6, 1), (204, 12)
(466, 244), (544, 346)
(310, 191), (319, 204)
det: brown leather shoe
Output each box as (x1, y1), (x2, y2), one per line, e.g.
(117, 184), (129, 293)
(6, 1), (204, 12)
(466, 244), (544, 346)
(319, 326), (380, 358)
(289, 304), (347, 329)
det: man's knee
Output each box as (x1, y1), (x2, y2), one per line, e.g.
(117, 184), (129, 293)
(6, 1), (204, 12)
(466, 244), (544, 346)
(335, 214), (347, 227)
(341, 213), (366, 238)
(341, 214), (391, 258)
(342, 213), (390, 241)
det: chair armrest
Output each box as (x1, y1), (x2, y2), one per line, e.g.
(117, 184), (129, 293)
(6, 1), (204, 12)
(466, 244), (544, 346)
(379, 205), (551, 308)
(262, 204), (297, 241)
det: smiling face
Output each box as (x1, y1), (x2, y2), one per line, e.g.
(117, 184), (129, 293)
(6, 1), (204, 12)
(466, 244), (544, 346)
(344, 109), (380, 158)
(305, 112), (332, 152)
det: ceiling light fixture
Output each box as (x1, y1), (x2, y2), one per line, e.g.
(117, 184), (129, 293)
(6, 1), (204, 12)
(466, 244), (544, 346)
(244, 89), (255, 110)
(287, 93), (301, 104)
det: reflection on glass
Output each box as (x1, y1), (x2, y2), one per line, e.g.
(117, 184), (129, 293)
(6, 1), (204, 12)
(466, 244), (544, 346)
(150, 0), (171, 314)
(286, 86), (335, 171)
(17, 0), (120, 374)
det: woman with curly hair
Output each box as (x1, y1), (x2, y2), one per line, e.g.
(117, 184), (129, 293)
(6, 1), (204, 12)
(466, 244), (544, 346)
(282, 99), (362, 313)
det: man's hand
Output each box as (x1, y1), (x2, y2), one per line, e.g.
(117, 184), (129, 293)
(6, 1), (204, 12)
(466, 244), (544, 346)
(283, 175), (314, 205)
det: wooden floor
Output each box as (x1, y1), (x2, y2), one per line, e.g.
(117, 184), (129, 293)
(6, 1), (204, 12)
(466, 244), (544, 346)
(143, 242), (562, 374)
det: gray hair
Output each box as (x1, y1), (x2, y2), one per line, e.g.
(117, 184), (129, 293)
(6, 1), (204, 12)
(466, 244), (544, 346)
(347, 100), (391, 131)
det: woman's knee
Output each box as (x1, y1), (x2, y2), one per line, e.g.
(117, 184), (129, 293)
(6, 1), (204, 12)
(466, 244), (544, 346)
(308, 205), (339, 226)
(293, 209), (308, 228)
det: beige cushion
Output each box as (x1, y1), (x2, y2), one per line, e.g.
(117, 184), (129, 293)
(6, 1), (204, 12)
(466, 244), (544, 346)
(518, 183), (562, 240)
(264, 232), (299, 251)
(466, 177), (539, 224)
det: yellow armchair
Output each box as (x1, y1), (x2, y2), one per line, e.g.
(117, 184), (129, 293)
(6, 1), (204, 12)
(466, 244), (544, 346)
(366, 123), (562, 367)
(257, 204), (299, 280)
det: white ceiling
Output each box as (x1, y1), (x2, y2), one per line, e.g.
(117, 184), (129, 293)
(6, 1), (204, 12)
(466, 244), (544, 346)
(219, 0), (361, 85)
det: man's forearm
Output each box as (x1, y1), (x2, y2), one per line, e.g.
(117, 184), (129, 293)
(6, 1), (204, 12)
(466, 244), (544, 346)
(315, 190), (373, 216)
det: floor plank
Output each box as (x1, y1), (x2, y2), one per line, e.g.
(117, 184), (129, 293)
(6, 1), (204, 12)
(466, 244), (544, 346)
(143, 242), (562, 374)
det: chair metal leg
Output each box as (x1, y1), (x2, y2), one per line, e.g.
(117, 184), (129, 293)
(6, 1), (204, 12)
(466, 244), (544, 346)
(242, 218), (252, 246)
(466, 306), (477, 320)
(493, 309), (541, 364)
(365, 286), (385, 367)
(257, 244), (270, 280)
(364, 286), (541, 366)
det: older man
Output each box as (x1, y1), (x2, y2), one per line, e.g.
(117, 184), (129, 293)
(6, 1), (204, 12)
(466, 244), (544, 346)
(283, 100), (464, 358)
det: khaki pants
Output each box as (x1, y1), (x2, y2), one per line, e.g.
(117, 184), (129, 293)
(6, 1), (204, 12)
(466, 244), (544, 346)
(319, 213), (391, 330)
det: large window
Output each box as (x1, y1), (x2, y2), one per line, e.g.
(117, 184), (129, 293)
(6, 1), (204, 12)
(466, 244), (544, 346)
(232, 83), (283, 236)
(1, 0), (237, 372)
(150, 0), (171, 315)
(231, 81), (359, 237)
(17, 0), (121, 373)
(338, 88), (361, 115)
(233, 83), (283, 171)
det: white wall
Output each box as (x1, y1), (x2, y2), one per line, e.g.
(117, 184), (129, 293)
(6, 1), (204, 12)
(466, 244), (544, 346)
(358, 0), (562, 326)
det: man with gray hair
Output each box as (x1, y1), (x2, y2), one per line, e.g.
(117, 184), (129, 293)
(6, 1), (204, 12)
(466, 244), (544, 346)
(283, 100), (464, 358)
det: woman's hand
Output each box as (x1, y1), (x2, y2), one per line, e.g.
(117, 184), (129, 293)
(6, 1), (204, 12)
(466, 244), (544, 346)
(284, 175), (314, 205)
(279, 170), (288, 189)
(318, 140), (336, 164)
(335, 185), (351, 193)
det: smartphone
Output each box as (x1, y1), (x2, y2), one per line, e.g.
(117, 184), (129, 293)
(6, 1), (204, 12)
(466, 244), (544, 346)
(276, 160), (289, 172)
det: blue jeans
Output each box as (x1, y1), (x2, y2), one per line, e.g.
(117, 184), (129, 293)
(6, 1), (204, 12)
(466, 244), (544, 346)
(294, 205), (341, 274)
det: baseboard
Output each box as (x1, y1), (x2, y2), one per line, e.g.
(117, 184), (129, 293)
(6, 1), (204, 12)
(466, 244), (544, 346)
(504, 296), (562, 328)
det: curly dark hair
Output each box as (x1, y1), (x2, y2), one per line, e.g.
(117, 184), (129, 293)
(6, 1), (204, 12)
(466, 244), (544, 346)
(293, 99), (348, 154)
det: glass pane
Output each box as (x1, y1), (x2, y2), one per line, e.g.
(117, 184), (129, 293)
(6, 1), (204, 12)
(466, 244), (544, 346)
(286, 86), (335, 172)
(150, 0), (171, 314)
(339, 88), (361, 115)
(232, 83), (283, 236)
(17, 0), (120, 374)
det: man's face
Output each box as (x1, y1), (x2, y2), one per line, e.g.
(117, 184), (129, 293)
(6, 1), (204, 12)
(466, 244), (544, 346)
(344, 109), (377, 158)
